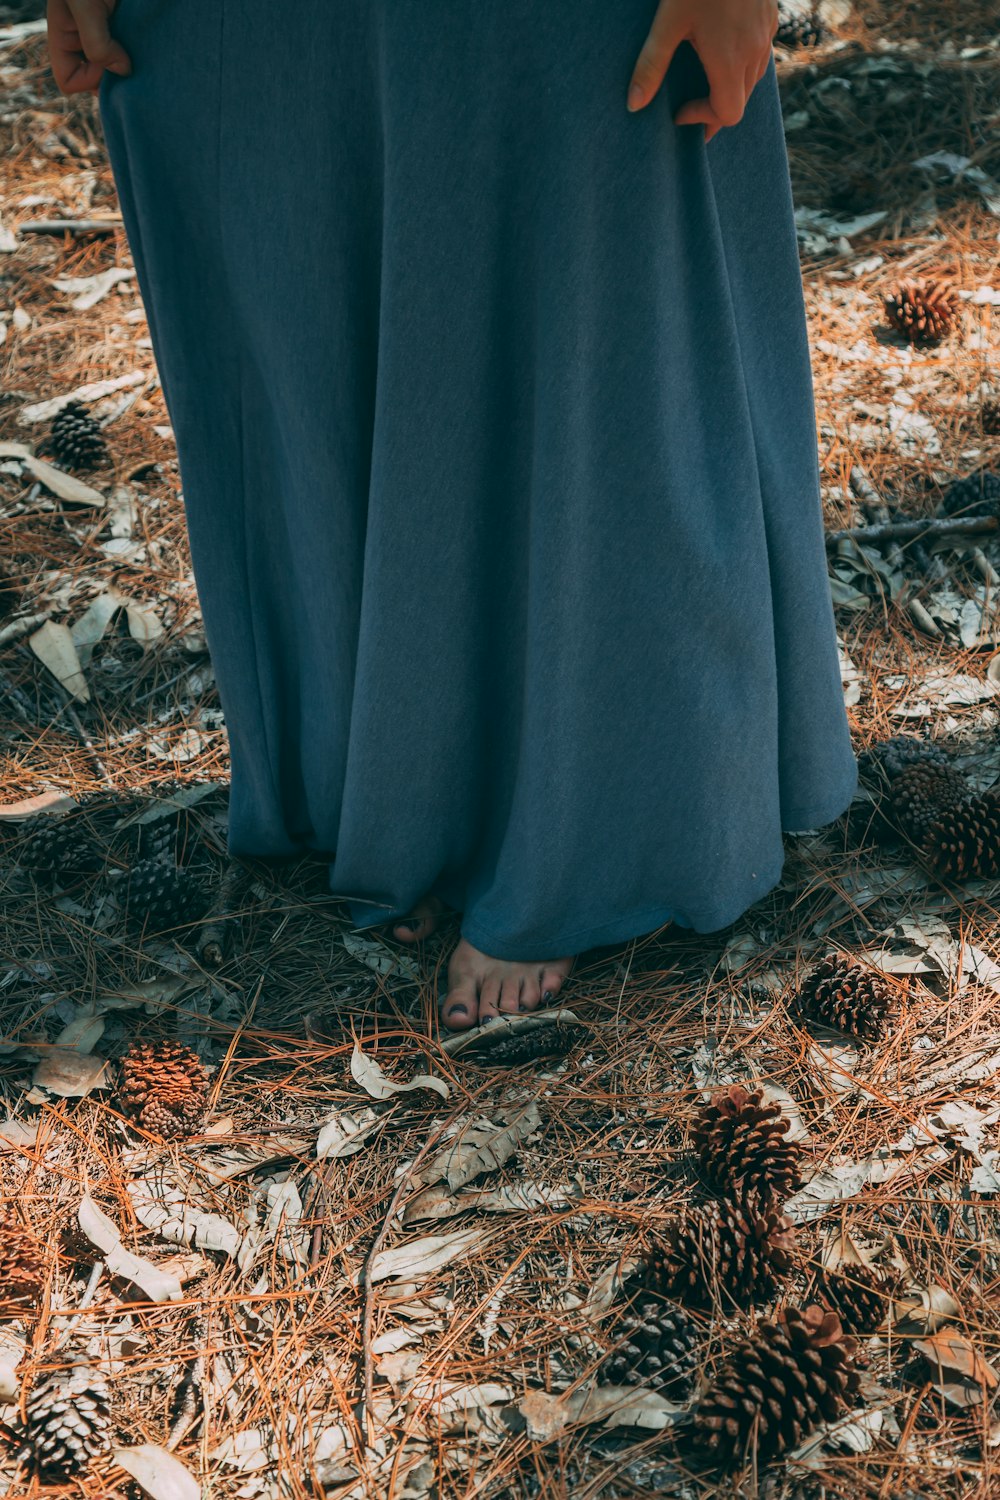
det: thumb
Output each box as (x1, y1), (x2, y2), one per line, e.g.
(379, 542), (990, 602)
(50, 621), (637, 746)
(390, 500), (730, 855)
(627, 9), (687, 111)
(69, 2), (132, 75)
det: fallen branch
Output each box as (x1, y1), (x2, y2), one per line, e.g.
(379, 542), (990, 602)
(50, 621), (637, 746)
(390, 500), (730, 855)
(17, 218), (124, 236)
(825, 515), (998, 548)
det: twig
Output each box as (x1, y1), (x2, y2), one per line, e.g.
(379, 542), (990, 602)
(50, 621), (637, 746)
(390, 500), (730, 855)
(196, 862), (247, 966)
(825, 514), (998, 547)
(50, 1260), (104, 1342)
(17, 218), (123, 236)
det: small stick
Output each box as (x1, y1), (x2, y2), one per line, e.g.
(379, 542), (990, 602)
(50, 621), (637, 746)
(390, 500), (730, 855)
(17, 218), (123, 236)
(826, 515), (998, 548)
(166, 1313), (207, 1451)
(969, 547), (1000, 586)
(50, 1260), (104, 1340)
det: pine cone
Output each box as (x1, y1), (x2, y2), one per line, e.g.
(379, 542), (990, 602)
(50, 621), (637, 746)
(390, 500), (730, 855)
(982, 398), (1000, 437)
(939, 469), (1000, 520)
(465, 1022), (584, 1068)
(118, 1039), (208, 1139)
(16, 813), (102, 881)
(691, 1305), (859, 1468)
(599, 1285), (700, 1393)
(646, 1198), (796, 1309)
(818, 1266), (902, 1334)
(887, 762), (971, 844)
(48, 400), (109, 471)
(691, 1085), (803, 1208)
(857, 734), (950, 786)
(795, 953), (897, 1042)
(774, 4), (823, 48)
(923, 790), (1000, 881)
(883, 278), (958, 346)
(124, 857), (209, 933)
(21, 1360), (111, 1475)
(0, 1218), (45, 1307)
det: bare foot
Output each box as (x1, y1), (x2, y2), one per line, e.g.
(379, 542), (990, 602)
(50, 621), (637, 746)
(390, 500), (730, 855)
(440, 936), (576, 1031)
(388, 894), (446, 944)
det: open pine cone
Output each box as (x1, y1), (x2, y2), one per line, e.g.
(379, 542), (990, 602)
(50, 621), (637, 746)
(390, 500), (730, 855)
(599, 1284), (700, 1394)
(20, 1360), (111, 1475)
(645, 1197), (796, 1310)
(883, 277), (958, 346)
(857, 734), (951, 787)
(887, 761), (971, 844)
(691, 1085), (802, 1208)
(795, 953), (898, 1042)
(923, 790), (1000, 881)
(0, 1218), (45, 1307)
(818, 1266), (902, 1334)
(118, 1039), (208, 1139)
(691, 1304), (860, 1468)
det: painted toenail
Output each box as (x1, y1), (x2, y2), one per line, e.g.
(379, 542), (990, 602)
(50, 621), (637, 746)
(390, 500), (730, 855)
(449, 1003), (468, 1018)
(541, 989), (553, 1003)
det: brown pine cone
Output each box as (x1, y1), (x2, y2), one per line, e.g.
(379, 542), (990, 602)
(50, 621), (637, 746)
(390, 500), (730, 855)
(923, 790), (1000, 881)
(818, 1266), (902, 1334)
(795, 953), (898, 1042)
(883, 278), (958, 346)
(887, 762), (970, 844)
(0, 1218), (45, 1307)
(646, 1197), (796, 1310)
(20, 1359), (112, 1475)
(691, 1304), (860, 1468)
(118, 1040), (208, 1139)
(692, 1085), (803, 1208)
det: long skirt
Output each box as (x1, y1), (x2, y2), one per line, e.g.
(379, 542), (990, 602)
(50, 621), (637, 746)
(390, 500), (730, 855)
(98, 1), (858, 961)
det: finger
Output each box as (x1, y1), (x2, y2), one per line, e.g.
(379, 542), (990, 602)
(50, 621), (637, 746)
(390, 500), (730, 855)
(627, 3), (687, 111)
(67, 0), (132, 77)
(674, 59), (747, 132)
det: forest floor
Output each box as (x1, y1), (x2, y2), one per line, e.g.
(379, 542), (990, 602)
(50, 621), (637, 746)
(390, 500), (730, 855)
(0, 2), (999, 1498)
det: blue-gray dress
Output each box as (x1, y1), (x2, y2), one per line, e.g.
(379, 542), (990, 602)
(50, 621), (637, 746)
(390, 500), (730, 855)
(99, 2), (858, 961)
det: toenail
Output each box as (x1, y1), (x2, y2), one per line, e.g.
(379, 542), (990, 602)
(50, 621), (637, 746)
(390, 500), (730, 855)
(449, 1003), (468, 1018)
(541, 989), (553, 1003)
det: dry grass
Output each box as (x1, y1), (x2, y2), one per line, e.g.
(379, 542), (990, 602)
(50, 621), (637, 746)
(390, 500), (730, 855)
(0, 3), (999, 1498)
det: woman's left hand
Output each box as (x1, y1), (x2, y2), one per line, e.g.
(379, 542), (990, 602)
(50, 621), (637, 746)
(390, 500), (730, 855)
(627, 0), (778, 141)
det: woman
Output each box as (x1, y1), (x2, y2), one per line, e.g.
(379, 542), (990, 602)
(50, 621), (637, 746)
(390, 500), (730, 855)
(47, 0), (858, 1032)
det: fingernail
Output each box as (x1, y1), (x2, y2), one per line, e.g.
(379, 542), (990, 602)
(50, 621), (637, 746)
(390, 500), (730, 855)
(627, 82), (644, 111)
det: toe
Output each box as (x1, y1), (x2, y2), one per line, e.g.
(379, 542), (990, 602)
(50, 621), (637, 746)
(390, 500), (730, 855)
(394, 917), (429, 942)
(441, 979), (478, 1031)
(478, 979), (502, 1022)
(539, 969), (566, 1004)
(520, 975), (542, 1012)
(498, 978), (522, 1014)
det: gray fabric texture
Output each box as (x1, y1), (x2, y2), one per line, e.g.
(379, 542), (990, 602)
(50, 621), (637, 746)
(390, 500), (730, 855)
(99, 1), (858, 961)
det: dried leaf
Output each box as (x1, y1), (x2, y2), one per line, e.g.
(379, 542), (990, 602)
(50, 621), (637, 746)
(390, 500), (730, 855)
(113, 1444), (199, 1500)
(0, 441), (106, 506)
(54, 265), (135, 310)
(894, 1286), (964, 1335)
(369, 1226), (489, 1285)
(27, 619), (90, 700)
(912, 1329), (999, 1388)
(425, 1104), (542, 1194)
(127, 1174), (242, 1258)
(0, 1121), (38, 1151)
(785, 1160), (874, 1223)
(517, 1385), (681, 1442)
(341, 929), (420, 981)
(316, 1106), (384, 1160)
(441, 1007), (582, 1059)
(32, 1046), (109, 1097)
(350, 1044), (449, 1102)
(78, 1196), (183, 1303)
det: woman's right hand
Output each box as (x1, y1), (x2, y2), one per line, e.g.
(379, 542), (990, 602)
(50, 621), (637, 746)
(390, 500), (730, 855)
(47, 0), (132, 95)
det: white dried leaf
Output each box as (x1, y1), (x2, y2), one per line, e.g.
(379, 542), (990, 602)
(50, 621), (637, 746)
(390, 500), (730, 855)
(438, 1104), (541, 1193)
(53, 1012), (104, 1053)
(78, 1196), (183, 1302)
(316, 1106), (384, 1160)
(53, 265), (135, 310)
(32, 1047), (109, 1097)
(95, 974), (195, 1014)
(517, 1385), (680, 1442)
(0, 1121), (37, 1151)
(18, 372), (147, 424)
(341, 929), (419, 981)
(127, 1175), (242, 1258)
(112, 1444), (199, 1500)
(369, 1226), (488, 1285)
(27, 620), (90, 701)
(785, 1160), (874, 1223)
(350, 1044), (449, 1102)
(126, 602), (165, 645)
(69, 587), (129, 667)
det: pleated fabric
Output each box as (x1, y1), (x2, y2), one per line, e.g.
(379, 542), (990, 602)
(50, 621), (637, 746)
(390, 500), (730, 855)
(99, 1), (858, 961)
